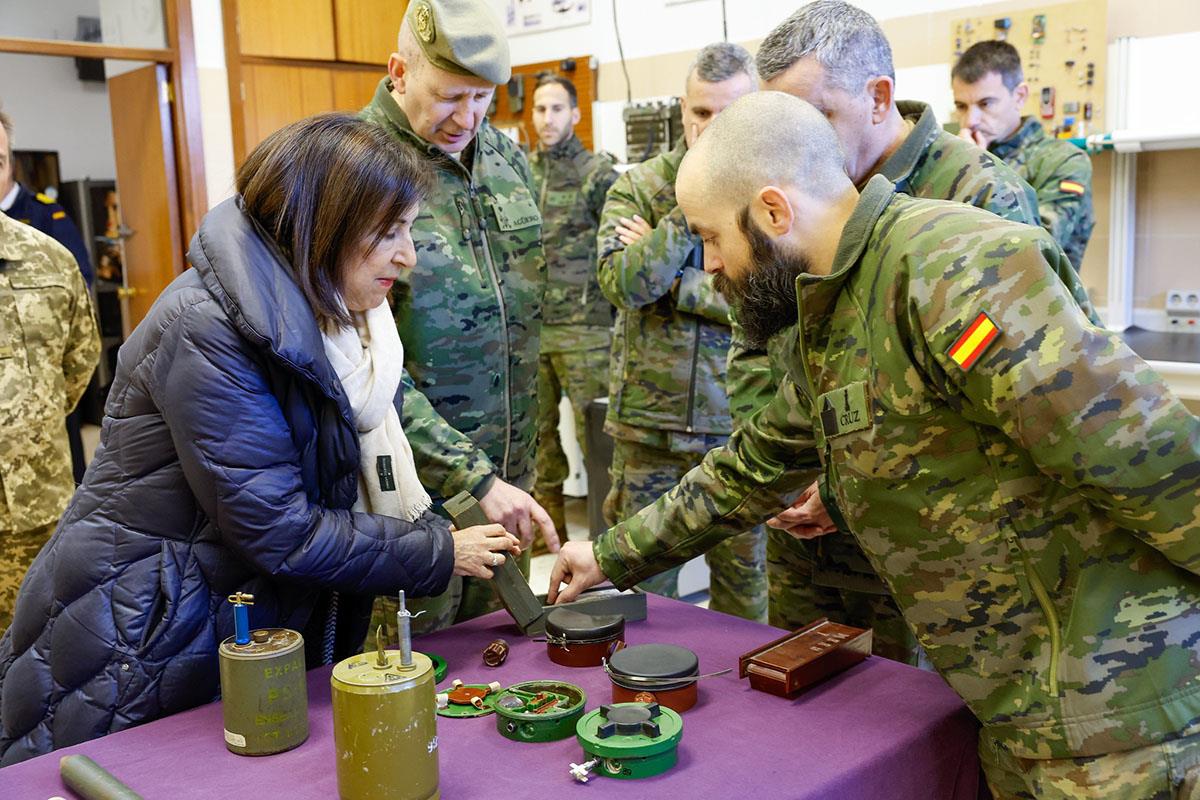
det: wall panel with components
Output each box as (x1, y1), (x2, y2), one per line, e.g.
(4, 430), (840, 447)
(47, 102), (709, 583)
(951, 0), (1107, 139)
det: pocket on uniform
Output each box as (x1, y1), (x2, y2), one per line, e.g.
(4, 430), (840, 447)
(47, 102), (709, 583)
(489, 192), (541, 232)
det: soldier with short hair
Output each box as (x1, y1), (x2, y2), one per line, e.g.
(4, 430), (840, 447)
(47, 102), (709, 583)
(597, 41), (766, 621)
(360, 0), (557, 636)
(551, 91), (1200, 799)
(528, 74), (617, 547)
(953, 39), (1096, 271)
(0, 213), (99, 630)
(726, 0), (1098, 662)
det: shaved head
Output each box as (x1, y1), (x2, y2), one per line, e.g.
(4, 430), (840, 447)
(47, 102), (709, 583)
(680, 90), (849, 209)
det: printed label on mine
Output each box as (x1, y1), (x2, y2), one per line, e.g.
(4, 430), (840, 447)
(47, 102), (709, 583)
(224, 729), (247, 748)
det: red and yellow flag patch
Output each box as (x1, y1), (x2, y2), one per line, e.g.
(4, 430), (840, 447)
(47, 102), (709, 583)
(947, 311), (1001, 371)
(1059, 179), (1085, 196)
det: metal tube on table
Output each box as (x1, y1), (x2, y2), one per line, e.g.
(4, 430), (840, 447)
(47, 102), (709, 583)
(59, 754), (143, 800)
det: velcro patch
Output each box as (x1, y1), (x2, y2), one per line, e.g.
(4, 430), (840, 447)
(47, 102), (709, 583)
(817, 381), (873, 439)
(947, 311), (1001, 371)
(1059, 179), (1085, 196)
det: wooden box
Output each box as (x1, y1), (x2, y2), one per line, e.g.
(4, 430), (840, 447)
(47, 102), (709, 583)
(738, 618), (872, 698)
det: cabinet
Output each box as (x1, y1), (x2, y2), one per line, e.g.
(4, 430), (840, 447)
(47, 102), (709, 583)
(236, 0), (336, 60)
(334, 0), (410, 65)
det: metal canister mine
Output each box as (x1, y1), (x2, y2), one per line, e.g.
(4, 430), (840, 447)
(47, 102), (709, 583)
(331, 592), (439, 800)
(218, 593), (309, 756)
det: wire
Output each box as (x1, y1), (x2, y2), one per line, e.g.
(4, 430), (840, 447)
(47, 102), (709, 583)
(612, 0), (632, 105)
(721, 0), (728, 41)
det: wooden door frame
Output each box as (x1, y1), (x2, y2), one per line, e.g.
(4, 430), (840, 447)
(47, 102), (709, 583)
(0, 0), (208, 250)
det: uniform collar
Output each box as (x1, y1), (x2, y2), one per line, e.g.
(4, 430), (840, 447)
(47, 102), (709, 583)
(990, 116), (1043, 160)
(872, 101), (938, 190)
(366, 77), (482, 178)
(542, 134), (585, 160)
(0, 182), (19, 212)
(818, 175), (896, 282)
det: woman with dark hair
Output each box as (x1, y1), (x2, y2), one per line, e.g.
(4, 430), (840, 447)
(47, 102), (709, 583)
(0, 113), (520, 764)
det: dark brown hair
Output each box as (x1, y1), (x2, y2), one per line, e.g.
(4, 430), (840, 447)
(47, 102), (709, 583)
(236, 113), (431, 327)
(534, 74), (578, 108)
(952, 40), (1024, 92)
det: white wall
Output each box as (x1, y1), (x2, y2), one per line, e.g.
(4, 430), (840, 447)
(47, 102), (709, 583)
(191, 0), (236, 207)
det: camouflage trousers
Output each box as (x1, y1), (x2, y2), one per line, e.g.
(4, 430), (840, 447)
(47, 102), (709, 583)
(767, 528), (919, 665)
(980, 730), (1200, 799)
(363, 549), (534, 651)
(603, 437), (767, 622)
(535, 348), (610, 493)
(0, 520), (55, 633)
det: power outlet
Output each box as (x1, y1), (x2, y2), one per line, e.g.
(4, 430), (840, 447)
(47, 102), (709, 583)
(1165, 289), (1200, 318)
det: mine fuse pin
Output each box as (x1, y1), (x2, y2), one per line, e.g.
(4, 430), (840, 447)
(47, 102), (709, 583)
(227, 592), (255, 646)
(397, 590), (425, 669)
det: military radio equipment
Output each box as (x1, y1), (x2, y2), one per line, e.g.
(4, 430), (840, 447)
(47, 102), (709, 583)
(738, 618), (872, 698)
(622, 100), (683, 164)
(571, 703), (684, 782)
(331, 610), (439, 800)
(444, 491), (547, 635)
(494, 680), (587, 742)
(218, 593), (309, 756)
(59, 754), (143, 800)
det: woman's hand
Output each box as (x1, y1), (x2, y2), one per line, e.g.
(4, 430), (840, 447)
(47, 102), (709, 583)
(452, 523), (522, 579)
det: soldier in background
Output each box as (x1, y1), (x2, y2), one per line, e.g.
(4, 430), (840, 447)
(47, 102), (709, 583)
(527, 75), (618, 550)
(0, 213), (99, 630)
(726, 0), (1098, 662)
(552, 91), (1200, 798)
(596, 42), (766, 622)
(953, 40), (1095, 271)
(360, 0), (557, 637)
(1, 109), (95, 487)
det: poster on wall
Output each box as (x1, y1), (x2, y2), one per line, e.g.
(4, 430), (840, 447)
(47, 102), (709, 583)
(497, 0), (591, 36)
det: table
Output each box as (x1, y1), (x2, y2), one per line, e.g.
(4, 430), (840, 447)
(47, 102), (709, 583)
(1, 595), (980, 799)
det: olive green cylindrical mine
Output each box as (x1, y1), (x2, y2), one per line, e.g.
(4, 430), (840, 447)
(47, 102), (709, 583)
(218, 628), (309, 755)
(331, 650), (439, 800)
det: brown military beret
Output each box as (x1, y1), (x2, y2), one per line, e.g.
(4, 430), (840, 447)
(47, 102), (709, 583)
(406, 0), (512, 86)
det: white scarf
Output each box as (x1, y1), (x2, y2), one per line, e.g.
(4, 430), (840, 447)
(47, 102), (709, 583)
(322, 300), (431, 522)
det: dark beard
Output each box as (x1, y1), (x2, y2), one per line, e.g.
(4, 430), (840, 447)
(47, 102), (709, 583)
(716, 208), (808, 349)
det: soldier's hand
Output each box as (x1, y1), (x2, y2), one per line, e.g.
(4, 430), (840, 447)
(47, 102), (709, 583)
(614, 215), (652, 246)
(956, 125), (988, 148)
(766, 480), (839, 540)
(547, 541), (605, 604)
(451, 523), (521, 579)
(480, 479), (561, 553)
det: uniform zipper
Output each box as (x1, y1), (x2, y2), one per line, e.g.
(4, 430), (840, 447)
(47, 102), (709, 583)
(684, 317), (701, 432)
(1021, 553), (1062, 696)
(471, 185), (514, 479)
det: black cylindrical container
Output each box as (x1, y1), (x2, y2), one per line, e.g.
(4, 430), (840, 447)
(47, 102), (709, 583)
(545, 609), (625, 668)
(607, 644), (700, 712)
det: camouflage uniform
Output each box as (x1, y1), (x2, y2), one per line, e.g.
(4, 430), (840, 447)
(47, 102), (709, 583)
(991, 116), (1095, 271)
(598, 138), (765, 621)
(362, 80), (544, 637)
(528, 134), (617, 502)
(0, 214), (99, 630)
(727, 100), (1099, 662)
(596, 175), (1200, 789)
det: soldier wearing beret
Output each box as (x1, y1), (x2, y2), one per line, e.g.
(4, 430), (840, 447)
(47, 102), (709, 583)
(0, 213), (99, 631)
(552, 90), (1200, 800)
(953, 40), (1096, 271)
(361, 0), (556, 636)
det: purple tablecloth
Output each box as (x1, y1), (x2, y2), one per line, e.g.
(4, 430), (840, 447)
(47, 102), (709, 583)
(1, 595), (980, 799)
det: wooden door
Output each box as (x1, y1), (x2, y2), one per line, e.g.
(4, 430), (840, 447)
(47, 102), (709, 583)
(334, 0), (409, 64)
(108, 64), (184, 332)
(237, 0), (336, 60)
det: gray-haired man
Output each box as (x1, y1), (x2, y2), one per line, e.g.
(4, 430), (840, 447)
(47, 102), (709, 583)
(596, 42), (766, 620)
(727, 0), (1097, 662)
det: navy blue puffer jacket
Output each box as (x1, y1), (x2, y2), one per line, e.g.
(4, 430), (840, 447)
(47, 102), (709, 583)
(0, 199), (454, 765)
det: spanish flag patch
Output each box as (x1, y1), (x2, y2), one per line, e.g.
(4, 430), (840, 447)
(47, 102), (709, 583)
(947, 311), (1001, 371)
(1059, 179), (1085, 195)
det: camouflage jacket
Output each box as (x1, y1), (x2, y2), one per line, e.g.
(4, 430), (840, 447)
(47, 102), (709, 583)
(363, 80), (545, 496)
(991, 116), (1095, 270)
(529, 134), (618, 350)
(598, 138), (733, 448)
(0, 214), (99, 531)
(596, 176), (1200, 759)
(727, 100), (1099, 591)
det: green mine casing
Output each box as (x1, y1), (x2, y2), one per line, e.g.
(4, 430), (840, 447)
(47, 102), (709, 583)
(218, 628), (309, 756)
(331, 650), (439, 800)
(59, 754), (143, 800)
